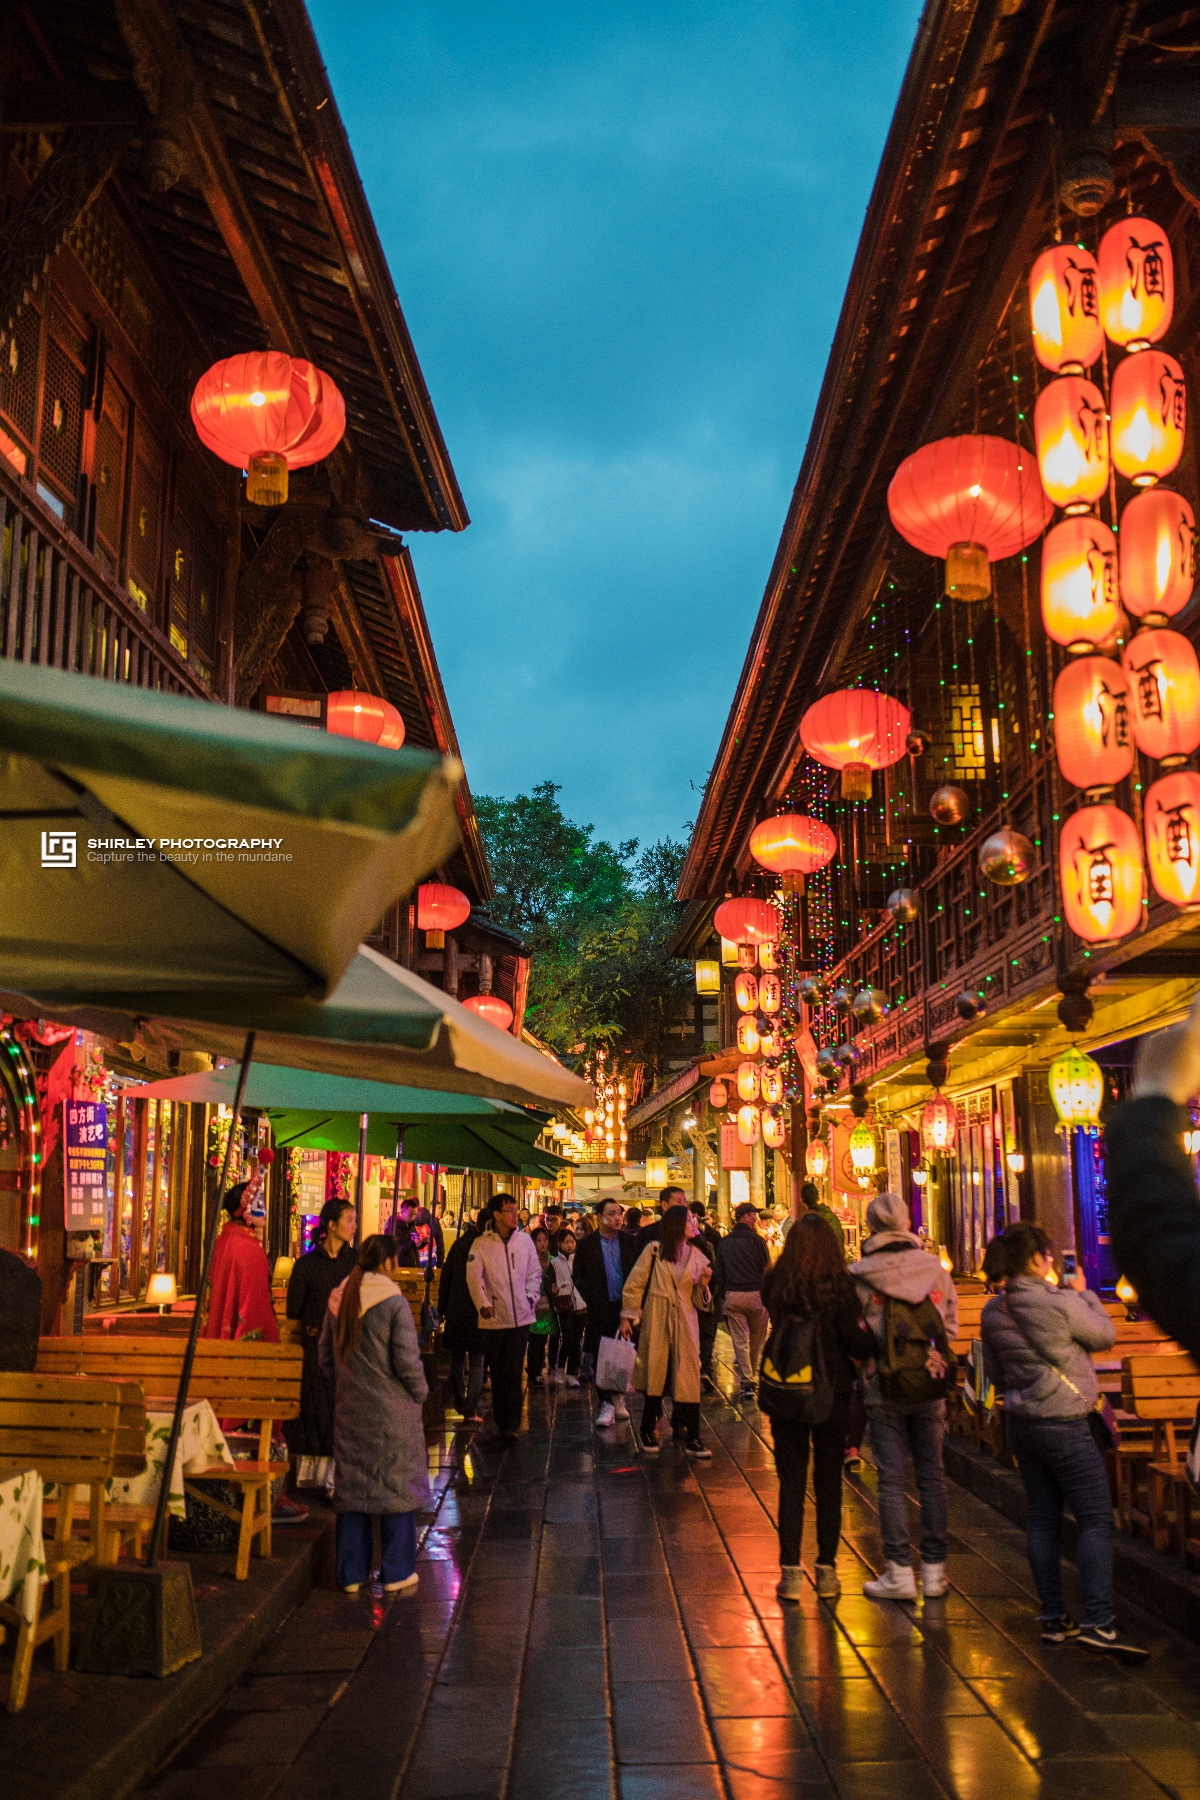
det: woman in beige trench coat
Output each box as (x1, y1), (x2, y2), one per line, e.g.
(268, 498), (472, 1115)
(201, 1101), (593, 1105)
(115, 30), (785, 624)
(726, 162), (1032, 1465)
(620, 1203), (712, 1459)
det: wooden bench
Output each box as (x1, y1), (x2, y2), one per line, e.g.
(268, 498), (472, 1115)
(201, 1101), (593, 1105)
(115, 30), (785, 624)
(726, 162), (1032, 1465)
(0, 1373), (121, 1711)
(40, 1379), (150, 1565)
(37, 1338), (302, 1580)
(1121, 1352), (1200, 1558)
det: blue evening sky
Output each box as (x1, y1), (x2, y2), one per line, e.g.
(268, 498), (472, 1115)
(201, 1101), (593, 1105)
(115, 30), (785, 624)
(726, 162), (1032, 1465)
(308, 0), (924, 851)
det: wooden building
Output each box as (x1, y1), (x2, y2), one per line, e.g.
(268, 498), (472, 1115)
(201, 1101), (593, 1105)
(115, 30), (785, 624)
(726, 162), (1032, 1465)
(677, 0), (1200, 1277)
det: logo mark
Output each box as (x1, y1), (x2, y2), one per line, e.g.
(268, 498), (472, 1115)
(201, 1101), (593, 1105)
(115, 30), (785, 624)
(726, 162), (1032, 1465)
(41, 831), (76, 868)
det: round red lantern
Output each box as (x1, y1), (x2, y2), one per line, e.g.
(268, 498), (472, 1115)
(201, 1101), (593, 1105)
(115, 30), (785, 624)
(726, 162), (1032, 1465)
(749, 814), (836, 889)
(1041, 516), (1120, 650)
(1099, 217), (1174, 350)
(1110, 350), (1187, 485)
(190, 351), (346, 506)
(1145, 770), (1200, 910)
(1052, 655), (1133, 791)
(713, 896), (781, 945)
(1119, 488), (1196, 623)
(1059, 803), (1144, 944)
(734, 971), (758, 1014)
(1122, 628), (1200, 763)
(1029, 244), (1103, 373)
(462, 993), (514, 1030)
(416, 882), (471, 949)
(736, 1062), (760, 1104)
(1034, 376), (1110, 512)
(737, 1104), (761, 1148)
(763, 1107), (787, 1150)
(921, 1093), (957, 1154)
(887, 434), (1052, 600)
(799, 689), (911, 801)
(325, 690), (406, 748)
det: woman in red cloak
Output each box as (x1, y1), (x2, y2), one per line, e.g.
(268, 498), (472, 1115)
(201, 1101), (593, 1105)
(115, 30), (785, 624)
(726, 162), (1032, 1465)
(203, 1175), (278, 1343)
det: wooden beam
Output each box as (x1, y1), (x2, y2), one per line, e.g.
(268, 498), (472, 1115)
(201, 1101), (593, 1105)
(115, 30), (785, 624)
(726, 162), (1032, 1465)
(0, 80), (144, 131)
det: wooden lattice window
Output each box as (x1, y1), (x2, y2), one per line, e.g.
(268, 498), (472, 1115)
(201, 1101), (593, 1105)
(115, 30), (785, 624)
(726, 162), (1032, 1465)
(127, 420), (164, 616)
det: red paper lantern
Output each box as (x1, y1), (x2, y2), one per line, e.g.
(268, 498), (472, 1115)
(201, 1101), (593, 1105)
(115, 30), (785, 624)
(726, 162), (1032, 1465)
(417, 882), (471, 949)
(736, 1016), (760, 1056)
(758, 972), (781, 1016)
(325, 690), (406, 747)
(1119, 488), (1196, 622)
(921, 1093), (957, 1154)
(1145, 771), (1200, 910)
(461, 993), (514, 1030)
(1034, 376), (1109, 512)
(1110, 350), (1186, 486)
(1052, 655), (1133, 791)
(760, 1063), (784, 1106)
(1121, 628), (1200, 763)
(1099, 217), (1174, 350)
(749, 814), (837, 884)
(887, 434), (1052, 601)
(190, 351), (346, 505)
(1059, 803), (1143, 944)
(713, 896), (781, 945)
(763, 1107), (787, 1150)
(708, 1080), (728, 1109)
(736, 1062), (761, 1103)
(799, 689), (911, 801)
(1029, 244), (1103, 373)
(737, 1104), (761, 1147)
(1041, 516), (1120, 650)
(734, 971), (759, 1013)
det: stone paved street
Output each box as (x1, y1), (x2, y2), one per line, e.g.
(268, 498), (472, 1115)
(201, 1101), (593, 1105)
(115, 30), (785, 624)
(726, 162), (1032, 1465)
(142, 1354), (1200, 1800)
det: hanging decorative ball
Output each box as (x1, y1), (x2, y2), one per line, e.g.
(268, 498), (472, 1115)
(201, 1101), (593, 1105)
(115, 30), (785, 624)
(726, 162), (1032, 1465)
(736, 1015), (760, 1056)
(1122, 627), (1200, 762)
(926, 1048), (950, 1089)
(763, 1106), (787, 1151)
(748, 814), (837, 888)
(835, 1042), (860, 1069)
(760, 1062), (785, 1106)
(956, 990), (986, 1022)
(1049, 1045), (1105, 1129)
(708, 1080), (729, 1109)
(713, 896), (781, 946)
(848, 1122), (877, 1179)
(1029, 243), (1103, 373)
(737, 1104), (761, 1147)
(1059, 803), (1144, 944)
(831, 985), (853, 1015)
(1041, 516), (1120, 650)
(1099, 217), (1174, 350)
(734, 971), (759, 1013)
(799, 689), (911, 801)
(979, 827), (1036, 886)
(805, 1137), (829, 1178)
(852, 987), (886, 1024)
(417, 882), (471, 949)
(886, 434), (1052, 601)
(930, 785), (970, 826)
(886, 887), (920, 923)
(921, 1092), (957, 1153)
(1119, 487), (1196, 623)
(798, 975), (823, 1006)
(815, 1047), (838, 1079)
(1110, 350), (1187, 485)
(191, 351), (346, 506)
(1052, 655), (1134, 791)
(325, 690), (406, 748)
(906, 729), (929, 757)
(461, 993), (514, 1030)
(1145, 770), (1200, 910)
(1057, 984), (1095, 1034)
(736, 1061), (761, 1103)
(1034, 376), (1110, 511)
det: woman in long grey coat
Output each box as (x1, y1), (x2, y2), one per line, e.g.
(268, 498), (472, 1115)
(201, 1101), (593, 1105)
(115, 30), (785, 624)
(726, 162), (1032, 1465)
(620, 1205), (712, 1459)
(318, 1233), (430, 1594)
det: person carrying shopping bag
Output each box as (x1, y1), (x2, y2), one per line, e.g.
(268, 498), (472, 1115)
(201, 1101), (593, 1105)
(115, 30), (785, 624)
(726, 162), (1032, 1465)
(318, 1234), (430, 1595)
(550, 1226), (587, 1385)
(620, 1203), (712, 1459)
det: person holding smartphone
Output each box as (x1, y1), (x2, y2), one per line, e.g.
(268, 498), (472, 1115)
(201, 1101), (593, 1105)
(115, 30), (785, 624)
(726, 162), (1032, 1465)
(980, 1221), (1145, 1662)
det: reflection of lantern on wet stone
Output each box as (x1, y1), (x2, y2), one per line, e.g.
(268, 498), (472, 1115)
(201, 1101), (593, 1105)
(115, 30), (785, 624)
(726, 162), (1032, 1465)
(1059, 803), (1143, 944)
(1121, 628), (1200, 762)
(1145, 771), (1200, 910)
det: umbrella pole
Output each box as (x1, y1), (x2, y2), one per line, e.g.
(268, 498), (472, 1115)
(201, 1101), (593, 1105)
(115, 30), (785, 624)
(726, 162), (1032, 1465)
(422, 1162), (439, 1350)
(354, 1112), (368, 1245)
(148, 1031), (256, 1569)
(390, 1126), (404, 1236)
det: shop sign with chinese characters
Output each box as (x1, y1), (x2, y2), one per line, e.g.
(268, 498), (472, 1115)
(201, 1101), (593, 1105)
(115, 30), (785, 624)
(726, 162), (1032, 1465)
(66, 1098), (107, 1230)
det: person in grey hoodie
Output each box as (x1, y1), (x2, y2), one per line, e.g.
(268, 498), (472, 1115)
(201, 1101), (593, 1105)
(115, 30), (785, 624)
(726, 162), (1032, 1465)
(981, 1221), (1146, 1662)
(848, 1191), (958, 1601)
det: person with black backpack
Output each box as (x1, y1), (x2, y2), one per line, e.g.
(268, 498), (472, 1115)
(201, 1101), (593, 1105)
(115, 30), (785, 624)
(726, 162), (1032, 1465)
(848, 1191), (958, 1601)
(760, 1214), (876, 1601)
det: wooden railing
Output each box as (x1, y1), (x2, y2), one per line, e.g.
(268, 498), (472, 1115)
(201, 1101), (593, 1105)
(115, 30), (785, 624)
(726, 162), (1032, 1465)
(0, 464), (209, 699)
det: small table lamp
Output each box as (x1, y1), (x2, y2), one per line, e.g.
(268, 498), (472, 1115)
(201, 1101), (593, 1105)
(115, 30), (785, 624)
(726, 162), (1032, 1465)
(146, 1271), (178, 1315)
(273, 1256), (294, 1286)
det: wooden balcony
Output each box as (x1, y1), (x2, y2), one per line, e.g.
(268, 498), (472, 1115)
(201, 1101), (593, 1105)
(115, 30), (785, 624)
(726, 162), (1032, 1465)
(0, 464), (209, 700)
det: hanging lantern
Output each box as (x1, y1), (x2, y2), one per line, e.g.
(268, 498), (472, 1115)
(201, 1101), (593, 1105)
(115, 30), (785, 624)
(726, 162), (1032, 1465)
(1099, 217), (1174, 350)
(709, 1080), (729, 1110)
(849, 1122), (876, 1183)
(737, 944), (758, 971)
(713, 896), (781, 946)
(694, 959), (720, 995)
(1049, 1046), (1105, 1129)
(921, 1092), (957, 1154)
(1110, 350), (1187, 485)
(461, 993), (514, 1030)
(758, 972), (782, 1015)
(325, 690), (406, 748)
(887, 434), (1053, 601)
(749, 814), (837, 890)
(760, 1062), (784, 1106)
(800, 689), (911, 801)
(190, 351), (346, 506)
(417, 882), (471, 949)
(720, 937), (740, 967)
(758, 942), (778, 971)
(734, 971), (759, 1013)
(1029, 243), (1103, 373)
(1122, 628), (1200, 762)
(736, 1016), (760, 1056)
(805, 1137), (829, 1179)
(758, 1025), (782, 1059)
(979, 826), (1036, 885)
(1034, 376), (1110, 511)
(1052, 655), (1134, 790)
(1145, 770), (1200, 910)
(737, 1104), (761, 1147)
(1119, 488), (1196, 623)
(1059, 803), (1144, 944)
(1041, 516), (1120, 650)
(763, 1107), (787, 1151)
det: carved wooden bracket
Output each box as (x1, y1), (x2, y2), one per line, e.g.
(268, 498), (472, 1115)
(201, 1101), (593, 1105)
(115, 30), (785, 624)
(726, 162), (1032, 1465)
(232, 504), (324, 701)
(0, 123), (132, 335)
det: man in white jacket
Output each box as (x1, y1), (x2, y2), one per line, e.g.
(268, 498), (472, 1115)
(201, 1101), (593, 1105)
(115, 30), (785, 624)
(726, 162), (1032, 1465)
(466, 1193), (543, 1441)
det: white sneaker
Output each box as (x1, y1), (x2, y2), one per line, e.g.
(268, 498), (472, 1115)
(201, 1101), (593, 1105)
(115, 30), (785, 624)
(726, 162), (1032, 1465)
(613, 1396), (629, 1420)
(555, 1369), (567, 1385)
(595, 1402), (616, 1429)
(863, 1561), (918, 1601)
(922, 1562), (948, 1598)
(565, 1376), (580, 1388)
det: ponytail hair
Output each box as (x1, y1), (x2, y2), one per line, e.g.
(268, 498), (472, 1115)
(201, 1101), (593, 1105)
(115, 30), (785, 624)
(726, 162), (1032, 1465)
(335, 1234), (398, 1364)
(983, 1221), (1053, 1285)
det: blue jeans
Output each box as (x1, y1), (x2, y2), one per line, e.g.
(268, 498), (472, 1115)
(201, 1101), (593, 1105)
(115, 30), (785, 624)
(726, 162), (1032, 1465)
(336, 1511), (417, 1588)
(1005, 1414), (1114, 1627)
(866, 1399), (948, 1565)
